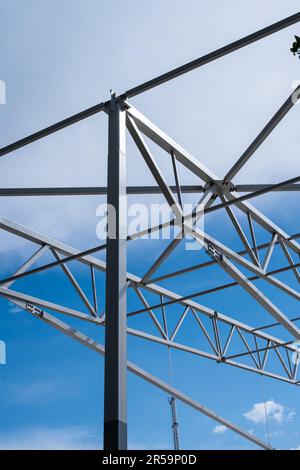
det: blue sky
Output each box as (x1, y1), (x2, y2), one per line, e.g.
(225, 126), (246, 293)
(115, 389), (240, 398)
(0, 0), (300, 450)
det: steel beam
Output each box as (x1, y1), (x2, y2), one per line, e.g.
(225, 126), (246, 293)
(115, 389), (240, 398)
(141, 189), (216, 283)
(0, 183), (298, 197)
(1, 217), (299, 381)
(222, 188), (300, 255)
(10, 297), (272, 450)
(224, 85), (300, 181)
(104, 94), (127, 450)
(127, 324), (298, 384)
(90, 266), (99, 316)
(3, 244), (49, 289)
(0, 286), (102, 324)
(125, 13), (300, 98)
(217, 190), (259, 266)
(0, 12), (298, 160)
(148, 233), (300, 284)
(51, 248), (97, 317)
(170, 151), (183, 208)
(127, 105), (218, 183)
(127, 115), (183, 220)
(190, 227), (300, 304)
(127, 102), (300, 231)
(0, 11), (299, 450)
(3, 278), (297, 383)
(247, 212), (260, 265)
(279, 238), (300, 284)
(130, 262), (300, 317)
(1, 216), (299, 342)
(235, 184), (300, 192)
(0, 217), (297, 349)
(0, 185), (206, 197)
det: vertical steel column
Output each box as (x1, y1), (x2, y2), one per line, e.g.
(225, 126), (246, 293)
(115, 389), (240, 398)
(169, 396), (180, 450)
(104, 93), (127, 450)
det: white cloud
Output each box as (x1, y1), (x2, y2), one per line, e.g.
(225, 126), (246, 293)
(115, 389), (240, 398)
(212, 425), (227, 434)
(0, 426), (99, 450)
(244, 400), (295, 425)
(244, 399), (284, 424)
(287, 411), (296, 422)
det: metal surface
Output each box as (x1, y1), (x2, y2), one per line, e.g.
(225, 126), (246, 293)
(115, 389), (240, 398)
(104, 94), (128, 450)
(0, 183), (299, 197)
(4, 295), (273, 449)
(0, 218), (298, 385)
(169, 397), (180, 450)
(1, 13), (299, 450)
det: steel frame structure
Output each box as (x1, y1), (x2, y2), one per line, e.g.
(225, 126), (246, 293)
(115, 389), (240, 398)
(1, 12), (300, 451)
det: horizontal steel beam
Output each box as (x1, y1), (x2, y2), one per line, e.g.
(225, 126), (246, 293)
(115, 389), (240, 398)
(128, 327), (298, 385)
(0, 184), (298, 197)
(235, 184), (300, 192)
(125, 13), (300, 97)
(0, 185), (205, 197)
(205, 176), (300, 215)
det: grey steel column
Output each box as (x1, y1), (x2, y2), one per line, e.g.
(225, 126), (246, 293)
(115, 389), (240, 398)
(169, 396), (180, 450)
(104, 93), (127, 450)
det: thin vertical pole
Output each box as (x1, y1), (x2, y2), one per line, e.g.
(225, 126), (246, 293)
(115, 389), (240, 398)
(90, 266), (98, 316)
(169, 396), (180, 450)
(170, 151), (183, 209)
(104, 93), (127, 450)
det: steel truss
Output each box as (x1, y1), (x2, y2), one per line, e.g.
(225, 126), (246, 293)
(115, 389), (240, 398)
(1, 12), (300, 450)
